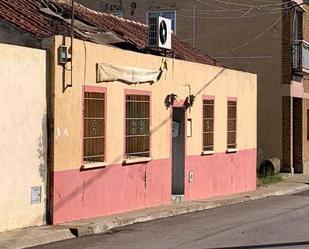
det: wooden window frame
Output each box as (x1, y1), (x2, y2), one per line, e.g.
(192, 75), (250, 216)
(124, 91), (151, 162)
(202, 96), (215, 153)
(82, 86), (107, 168)
(227, 98), (237, 150)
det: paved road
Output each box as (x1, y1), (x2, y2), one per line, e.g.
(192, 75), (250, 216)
(29, 190), (309, 249)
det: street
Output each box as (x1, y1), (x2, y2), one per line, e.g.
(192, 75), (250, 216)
(29, 190), (309, 249)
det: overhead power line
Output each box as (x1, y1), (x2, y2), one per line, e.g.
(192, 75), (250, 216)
(215, 12), (285, 55)
(184, 6), (255, 41)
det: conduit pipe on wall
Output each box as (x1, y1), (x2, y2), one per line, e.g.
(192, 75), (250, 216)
(70, 0), (74, 88)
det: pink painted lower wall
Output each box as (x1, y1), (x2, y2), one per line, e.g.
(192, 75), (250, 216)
(52, 149), (256, 224)
(185, 149), (257, 200)
(52, 159), (172, 224)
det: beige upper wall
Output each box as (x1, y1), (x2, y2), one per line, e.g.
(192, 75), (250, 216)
(51, 36), (257, 171)
(0, 43), (47, 232)
(74, 0), (286, 166)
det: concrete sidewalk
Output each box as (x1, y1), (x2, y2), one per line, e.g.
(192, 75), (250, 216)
(1, 174), (309, 249)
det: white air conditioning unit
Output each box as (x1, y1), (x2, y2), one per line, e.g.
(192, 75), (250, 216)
(148, 16), (172, 50)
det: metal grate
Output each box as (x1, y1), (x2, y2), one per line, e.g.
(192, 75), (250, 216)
(227, 101), (237, 149)
(83, 92), (105, 163)
(148, 16), (158, 46)
(203, 99), (214, 151)
(125, 95), (150, 158)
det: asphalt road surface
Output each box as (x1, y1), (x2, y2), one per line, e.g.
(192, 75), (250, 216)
(29, 190), (309, 249)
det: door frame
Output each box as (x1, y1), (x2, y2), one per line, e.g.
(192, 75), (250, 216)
(171, 102), (187, 196)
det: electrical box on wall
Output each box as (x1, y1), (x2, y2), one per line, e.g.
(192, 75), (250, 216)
(30, 186), (41, 205)
(187, 119), (192, 137)
(58, 45), (70, 65)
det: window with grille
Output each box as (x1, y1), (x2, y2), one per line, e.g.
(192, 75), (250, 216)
(83, 91), (105, 163)
(203, 99), (214, 151)
(227, 100), (237, 149)
(125, 95), (150, 158)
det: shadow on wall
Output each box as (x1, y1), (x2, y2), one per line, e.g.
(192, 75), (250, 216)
(53, 114), (172, 214)
(52, 68), (226, 215)
(38, 114), (48, 182)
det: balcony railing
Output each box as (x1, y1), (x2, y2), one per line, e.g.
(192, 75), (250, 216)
(293, 40), (309, 75)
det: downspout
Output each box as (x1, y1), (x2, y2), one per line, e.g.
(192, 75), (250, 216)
(291, 5), (298, 178)
(70, 0), (74, 87)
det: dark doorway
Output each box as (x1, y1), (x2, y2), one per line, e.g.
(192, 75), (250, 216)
(172, 107), (185, 195)
(293, 97), (303, 173)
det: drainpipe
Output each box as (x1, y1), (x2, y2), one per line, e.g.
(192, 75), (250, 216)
(70, 0), (74, 87)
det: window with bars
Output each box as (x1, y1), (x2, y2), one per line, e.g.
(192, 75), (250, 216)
(125, 95), (150, 159)
(227, 100), (237, 149)
(83, 91), (105, 163)
(203, 99), (214, 151)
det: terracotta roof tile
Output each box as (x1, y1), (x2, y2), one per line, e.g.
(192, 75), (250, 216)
(0, 0), (222, 67)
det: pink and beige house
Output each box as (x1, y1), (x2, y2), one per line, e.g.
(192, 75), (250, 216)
(0, 0), (257, 228)
(49, 35), (257, 223)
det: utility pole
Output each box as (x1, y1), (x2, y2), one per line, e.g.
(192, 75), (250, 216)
(193, 4), (196, 48)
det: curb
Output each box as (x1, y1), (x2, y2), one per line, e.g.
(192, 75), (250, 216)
(68, 183), (309, 237)
(0, 227), (75, 249)
(2, 182), (308, 249)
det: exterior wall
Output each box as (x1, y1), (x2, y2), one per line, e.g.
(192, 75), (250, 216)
(289, 6), (309, 172)
(303, 98), (309, 174)
(50, 36), (257, 224)
(0, 44), (47, 232)
(300, 5), (309, 173)
(303, 5), (309, 41)
(0, 20), (41, 48)
(75, 0), (290, 170)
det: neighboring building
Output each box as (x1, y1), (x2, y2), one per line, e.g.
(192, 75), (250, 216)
(76, 0), (309, 173)
(0, 44), (47, 232)
(0, 0), (256, 227)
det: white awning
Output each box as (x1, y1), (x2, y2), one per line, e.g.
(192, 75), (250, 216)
(96, 59), (167, 84)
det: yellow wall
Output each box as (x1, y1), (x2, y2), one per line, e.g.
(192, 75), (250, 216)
(52, 36), (257, 172)
(0, 43), (47, 232)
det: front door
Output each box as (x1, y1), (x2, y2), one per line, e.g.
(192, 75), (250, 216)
(172, 107), (185, 195)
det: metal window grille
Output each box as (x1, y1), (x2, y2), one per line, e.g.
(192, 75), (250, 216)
(161, 11), (176, 33)
(227, 101), (237, 149)
(148, 15), (158, 46)
(125, 95), (150, 158)
(83, 92), (105, 163)
(203, 99), (214, 151)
